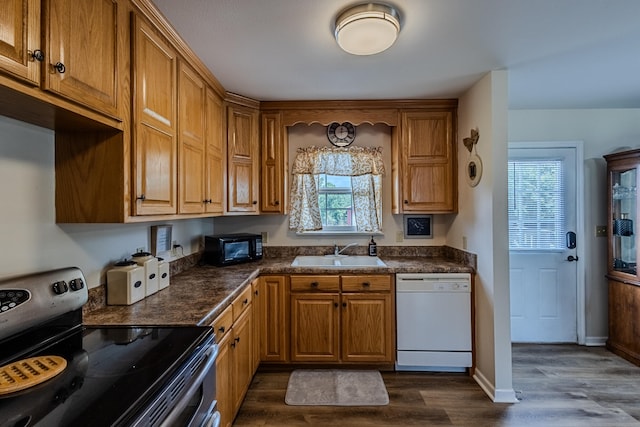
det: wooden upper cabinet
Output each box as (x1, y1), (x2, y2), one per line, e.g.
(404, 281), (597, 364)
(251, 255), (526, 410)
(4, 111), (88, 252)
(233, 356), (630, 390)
(132, 16), (177, 215)
(260, 112), (286, 214)
(396, 110), (457, 213)
(227, 102), (259, 213)
(0, 0), (40, 85)
(178, 61), (206, 214)
(205, 88), (226, 215)
(44, 0), (120, 118)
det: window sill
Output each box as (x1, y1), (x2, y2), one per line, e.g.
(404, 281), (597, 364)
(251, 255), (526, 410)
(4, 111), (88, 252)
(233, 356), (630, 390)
(295, 231), (384, 237)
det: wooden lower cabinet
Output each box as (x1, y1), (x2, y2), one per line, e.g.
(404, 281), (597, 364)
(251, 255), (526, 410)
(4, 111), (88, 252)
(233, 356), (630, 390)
(215, 330), (233, 427)
(230, 308), (253, 414)
(259, 276), (289, 363)
(211, 285), (254, 426)
(607, 279), (640, 365)
(342, 293), (393, 362)
(291, 292), (341, 362)
(289, 274), (394, 364)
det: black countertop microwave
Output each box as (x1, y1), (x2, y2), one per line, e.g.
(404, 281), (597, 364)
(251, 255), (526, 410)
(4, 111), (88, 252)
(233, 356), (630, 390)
(204, 233), (263, 266)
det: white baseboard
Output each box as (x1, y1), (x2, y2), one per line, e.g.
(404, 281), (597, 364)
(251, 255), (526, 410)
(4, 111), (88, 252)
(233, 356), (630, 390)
(473, 368), (519, 403)
(584, 336), (607, 346)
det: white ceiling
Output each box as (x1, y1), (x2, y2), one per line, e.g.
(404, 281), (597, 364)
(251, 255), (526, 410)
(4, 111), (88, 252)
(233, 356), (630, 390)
(151, 0), (640, 109)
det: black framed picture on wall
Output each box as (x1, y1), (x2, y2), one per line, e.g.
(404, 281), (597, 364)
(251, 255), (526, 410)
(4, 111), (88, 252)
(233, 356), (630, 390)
(404, 215), (433, 239)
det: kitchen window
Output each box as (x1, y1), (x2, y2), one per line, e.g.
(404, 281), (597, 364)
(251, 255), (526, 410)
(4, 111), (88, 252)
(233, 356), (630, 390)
(289, 146), (384, 234)
(318, 174), (356, 231)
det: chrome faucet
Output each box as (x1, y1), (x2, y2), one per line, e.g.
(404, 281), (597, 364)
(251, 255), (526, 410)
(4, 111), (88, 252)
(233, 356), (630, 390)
(334, 242), (358, 256)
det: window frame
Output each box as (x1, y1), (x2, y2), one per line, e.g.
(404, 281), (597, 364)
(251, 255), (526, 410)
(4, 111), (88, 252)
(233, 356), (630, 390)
(317, 174), (357, 232)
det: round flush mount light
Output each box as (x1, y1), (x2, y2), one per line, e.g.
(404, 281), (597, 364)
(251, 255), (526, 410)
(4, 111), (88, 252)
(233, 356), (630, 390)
(334, 3), (401, 56)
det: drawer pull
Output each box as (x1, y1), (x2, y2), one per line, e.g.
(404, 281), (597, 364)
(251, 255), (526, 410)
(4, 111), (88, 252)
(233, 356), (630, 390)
(243, 298), (248, 305)
(218, 326), (225, 333)
(310, 282), (319, 287)
(362, 282), (370, 287)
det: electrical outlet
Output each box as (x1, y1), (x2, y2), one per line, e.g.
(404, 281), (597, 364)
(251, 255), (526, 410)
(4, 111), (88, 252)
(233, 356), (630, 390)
(595, 226), (607, 237)
(396, 230), (403, 242)
(462, 236), (468, 250)
(261, 231), (268, 244)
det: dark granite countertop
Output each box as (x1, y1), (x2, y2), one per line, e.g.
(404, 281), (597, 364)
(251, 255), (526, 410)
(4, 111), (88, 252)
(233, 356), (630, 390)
(83, 255), (474, 327)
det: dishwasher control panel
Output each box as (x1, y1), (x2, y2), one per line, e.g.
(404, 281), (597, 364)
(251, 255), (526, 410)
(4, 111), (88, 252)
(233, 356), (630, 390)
(396, 273), (471, 293)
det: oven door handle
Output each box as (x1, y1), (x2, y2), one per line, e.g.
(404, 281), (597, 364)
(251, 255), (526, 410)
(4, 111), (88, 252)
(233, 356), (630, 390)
(160, 343), (219, 427)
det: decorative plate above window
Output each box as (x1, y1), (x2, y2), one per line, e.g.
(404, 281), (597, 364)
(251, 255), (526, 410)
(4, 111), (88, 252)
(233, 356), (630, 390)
(327, 122), (356, 147)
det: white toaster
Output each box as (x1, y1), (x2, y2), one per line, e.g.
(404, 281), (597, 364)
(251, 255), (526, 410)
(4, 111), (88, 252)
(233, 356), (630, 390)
(106, 261), (145, 305)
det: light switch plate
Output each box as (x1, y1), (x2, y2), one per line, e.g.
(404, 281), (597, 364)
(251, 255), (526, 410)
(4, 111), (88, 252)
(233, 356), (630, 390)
(595, 226), (607, 237)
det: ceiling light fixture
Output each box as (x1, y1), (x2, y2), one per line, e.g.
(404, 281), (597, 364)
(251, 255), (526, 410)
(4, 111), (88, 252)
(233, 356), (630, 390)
(334, 3), (401, 56)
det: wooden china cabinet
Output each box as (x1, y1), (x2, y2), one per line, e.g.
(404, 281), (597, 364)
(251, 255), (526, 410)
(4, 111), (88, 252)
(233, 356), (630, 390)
(604, 149), (640, 367)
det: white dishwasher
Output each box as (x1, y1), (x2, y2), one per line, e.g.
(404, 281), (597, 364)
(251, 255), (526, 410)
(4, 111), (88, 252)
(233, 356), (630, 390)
(396, 273), (472, 372)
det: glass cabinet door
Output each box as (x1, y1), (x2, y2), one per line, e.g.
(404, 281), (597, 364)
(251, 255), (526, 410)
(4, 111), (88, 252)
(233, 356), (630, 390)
(611, 167), (637, 275)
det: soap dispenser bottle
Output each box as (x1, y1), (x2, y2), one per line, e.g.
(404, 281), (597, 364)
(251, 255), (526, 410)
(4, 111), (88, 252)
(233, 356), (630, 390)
(368, 236), (377, 256)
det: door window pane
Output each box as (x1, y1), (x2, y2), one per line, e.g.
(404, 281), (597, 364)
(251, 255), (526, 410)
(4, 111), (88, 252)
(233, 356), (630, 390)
(508, 160), (565, 250)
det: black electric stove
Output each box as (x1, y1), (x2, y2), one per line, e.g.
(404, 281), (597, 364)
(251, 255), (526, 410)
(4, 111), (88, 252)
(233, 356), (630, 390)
(0, 267), (218, 427)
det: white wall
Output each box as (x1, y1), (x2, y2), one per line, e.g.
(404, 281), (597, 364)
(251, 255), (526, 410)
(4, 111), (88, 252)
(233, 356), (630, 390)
(213, 122), (453, 248)
(509, 108), (640, 343)
(0, 116), (212, 288)
(450, 70), (516, 402)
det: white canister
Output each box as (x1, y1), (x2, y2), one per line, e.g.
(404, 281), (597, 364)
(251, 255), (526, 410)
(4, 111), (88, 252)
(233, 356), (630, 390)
(157, 257), (170, 290)
(132, 252), (159, 296)
(106, 261), (145, 305)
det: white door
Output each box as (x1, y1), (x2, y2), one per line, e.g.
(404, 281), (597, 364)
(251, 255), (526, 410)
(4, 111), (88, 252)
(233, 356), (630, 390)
(508, 145), (579, 343)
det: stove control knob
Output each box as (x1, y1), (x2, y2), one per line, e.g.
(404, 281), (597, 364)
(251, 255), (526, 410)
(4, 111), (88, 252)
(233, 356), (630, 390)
(69, 278), (85, 291)
(52, 281), (69, 295)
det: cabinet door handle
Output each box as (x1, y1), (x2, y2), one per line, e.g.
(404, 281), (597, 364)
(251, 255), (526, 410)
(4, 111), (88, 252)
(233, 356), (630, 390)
(404, 200), (408, 204)
(342, 302), (347, 308)
(243, 298), (248, 305)
(53, 62), (66, 73)
(334, 302), (339, 308)
(136, 194), (146, 201)
(274, 200), (280, 205)
(252, 200), (257, 205)
(31, 49), (44, 62)
(235, 337), (241, 343)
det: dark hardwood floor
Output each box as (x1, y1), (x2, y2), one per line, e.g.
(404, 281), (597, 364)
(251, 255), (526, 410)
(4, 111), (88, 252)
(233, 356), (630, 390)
(233, 344), (640, 426)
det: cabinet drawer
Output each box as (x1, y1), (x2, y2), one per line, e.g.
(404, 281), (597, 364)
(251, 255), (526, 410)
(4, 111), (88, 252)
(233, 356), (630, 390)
(232, 285), (253, 322)
(341, 275), (391, 292)
(290, 275), (340, 292)
(211, 304), (233, 342)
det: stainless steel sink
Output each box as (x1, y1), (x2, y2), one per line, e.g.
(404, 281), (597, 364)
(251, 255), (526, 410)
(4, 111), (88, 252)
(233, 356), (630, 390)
(291, 255), (386, 268)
